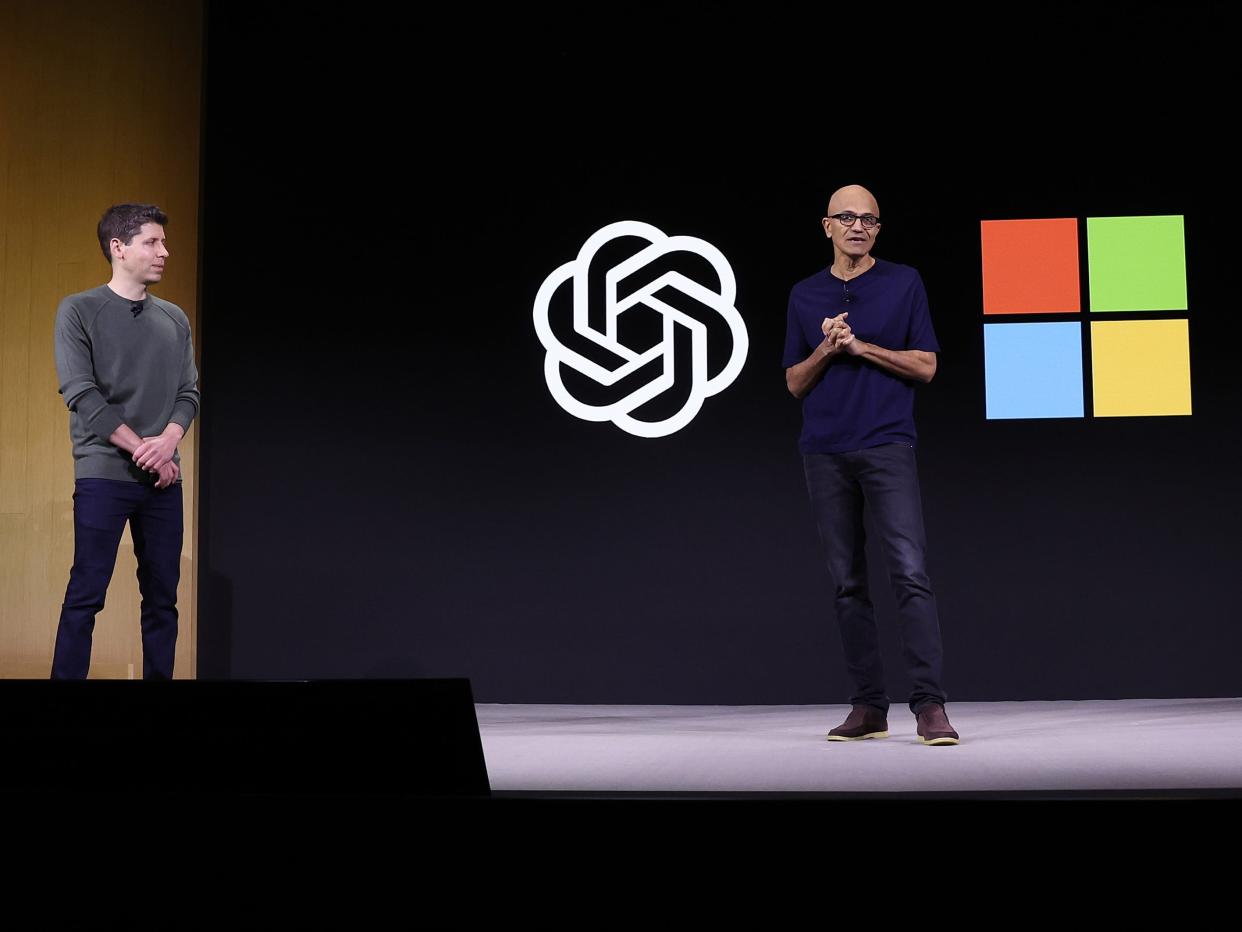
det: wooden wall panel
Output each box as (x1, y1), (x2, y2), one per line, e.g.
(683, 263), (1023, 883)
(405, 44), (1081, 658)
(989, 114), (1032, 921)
(0, 1), (203, 678)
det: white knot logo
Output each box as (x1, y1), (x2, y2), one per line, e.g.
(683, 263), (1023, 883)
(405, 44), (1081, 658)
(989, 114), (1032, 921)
(532, 220), (748, 438)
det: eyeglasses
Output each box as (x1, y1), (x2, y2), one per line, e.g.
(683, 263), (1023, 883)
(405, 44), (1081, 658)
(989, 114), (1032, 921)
(827, 212), (881, 230)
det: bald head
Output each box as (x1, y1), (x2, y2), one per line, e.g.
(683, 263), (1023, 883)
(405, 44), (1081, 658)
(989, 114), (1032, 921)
(823, 184), (882, 262)
(826, 184), (880, 217)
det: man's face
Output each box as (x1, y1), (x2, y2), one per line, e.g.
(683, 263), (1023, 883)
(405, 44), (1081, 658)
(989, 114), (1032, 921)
(822, 196), (881, 259)
(113, 222), (169, 284)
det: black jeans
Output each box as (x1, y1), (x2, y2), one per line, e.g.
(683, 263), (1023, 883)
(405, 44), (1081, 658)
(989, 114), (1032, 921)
(51, 478), (183, 680)
(803, 443), (946, 715)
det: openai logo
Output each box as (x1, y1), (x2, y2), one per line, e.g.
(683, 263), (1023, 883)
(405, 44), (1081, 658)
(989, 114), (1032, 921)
(533, 220), (748, 438)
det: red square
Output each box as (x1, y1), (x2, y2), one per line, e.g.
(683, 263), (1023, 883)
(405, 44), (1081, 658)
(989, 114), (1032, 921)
(981, 218), (1080, 315)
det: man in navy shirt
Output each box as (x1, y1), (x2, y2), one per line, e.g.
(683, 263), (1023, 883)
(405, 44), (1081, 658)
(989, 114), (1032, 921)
(784, 184), (959, 745)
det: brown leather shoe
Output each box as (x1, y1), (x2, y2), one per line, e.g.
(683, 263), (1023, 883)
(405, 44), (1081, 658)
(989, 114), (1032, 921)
(916, 703), (960, 745)
(827, 704), (889, 741)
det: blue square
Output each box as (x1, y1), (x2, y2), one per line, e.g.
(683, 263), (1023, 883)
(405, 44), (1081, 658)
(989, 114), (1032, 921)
(984, 323), (1084, 419)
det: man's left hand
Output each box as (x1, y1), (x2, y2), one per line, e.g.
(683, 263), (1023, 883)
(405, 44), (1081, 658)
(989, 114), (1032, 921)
(833, 321), (865, 356)
(133, 431), (179, 471)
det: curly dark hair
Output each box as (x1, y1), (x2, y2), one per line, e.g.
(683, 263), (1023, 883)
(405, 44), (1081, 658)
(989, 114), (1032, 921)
(96, 203), (169, 264)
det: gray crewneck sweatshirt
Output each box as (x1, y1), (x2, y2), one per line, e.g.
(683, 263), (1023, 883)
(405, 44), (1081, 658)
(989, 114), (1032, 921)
(53, 284), (200, 483)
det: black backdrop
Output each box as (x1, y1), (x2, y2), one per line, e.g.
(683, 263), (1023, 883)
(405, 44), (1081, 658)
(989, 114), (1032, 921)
(196, 6), (1241, 702)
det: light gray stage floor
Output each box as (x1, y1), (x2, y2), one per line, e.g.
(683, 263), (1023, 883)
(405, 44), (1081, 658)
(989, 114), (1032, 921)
(476, 698), (1242, 795)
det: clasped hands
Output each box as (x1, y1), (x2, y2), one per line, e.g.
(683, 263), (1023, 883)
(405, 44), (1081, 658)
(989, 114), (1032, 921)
(821, 312), (862, 356)
(134, 432), (180, 489)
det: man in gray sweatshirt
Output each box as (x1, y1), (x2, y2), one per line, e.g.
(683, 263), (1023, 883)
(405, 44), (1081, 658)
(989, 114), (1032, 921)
(51, 203), (200, 679)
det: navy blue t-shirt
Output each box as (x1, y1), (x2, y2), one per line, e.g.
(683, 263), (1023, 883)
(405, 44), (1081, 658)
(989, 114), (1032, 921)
(782, 258), (940, 454)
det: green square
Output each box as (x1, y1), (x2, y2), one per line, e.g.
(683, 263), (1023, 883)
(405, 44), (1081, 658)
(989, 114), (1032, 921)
(1087, 215), (1187, 312)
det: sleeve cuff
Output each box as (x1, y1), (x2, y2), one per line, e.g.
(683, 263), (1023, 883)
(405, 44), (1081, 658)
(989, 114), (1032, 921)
(169, 400), (197, 433)
(87, 405), (126, 443)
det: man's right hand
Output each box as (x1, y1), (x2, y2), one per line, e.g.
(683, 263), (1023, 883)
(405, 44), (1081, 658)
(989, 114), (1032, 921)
(154, 460), (179, 490)
(820, 312), (851, 356)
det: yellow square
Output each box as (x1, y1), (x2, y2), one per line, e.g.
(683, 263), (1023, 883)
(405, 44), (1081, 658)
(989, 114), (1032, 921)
(1091, 319), (1192, 417)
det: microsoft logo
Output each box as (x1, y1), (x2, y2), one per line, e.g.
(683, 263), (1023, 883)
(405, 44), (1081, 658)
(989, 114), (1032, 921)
(981, 216), (1191, 419)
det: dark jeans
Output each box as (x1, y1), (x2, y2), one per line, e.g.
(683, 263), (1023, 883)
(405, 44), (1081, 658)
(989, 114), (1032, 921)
(51, 478), (184, 680)
(803, 443), (946, 716)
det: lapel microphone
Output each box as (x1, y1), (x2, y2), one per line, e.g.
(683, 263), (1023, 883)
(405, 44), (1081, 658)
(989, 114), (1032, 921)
(130, 301), (143, 317)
